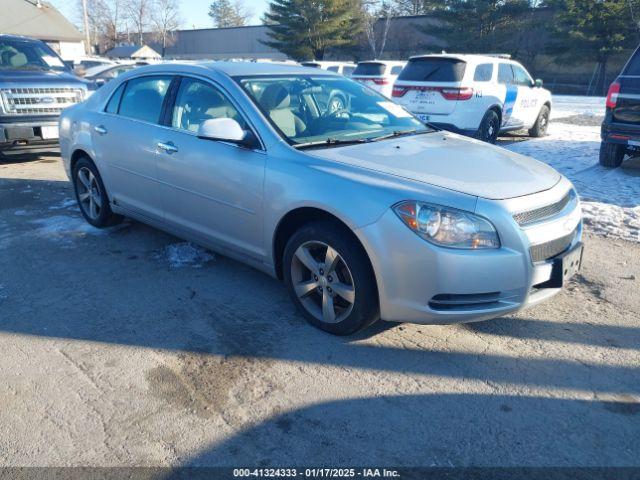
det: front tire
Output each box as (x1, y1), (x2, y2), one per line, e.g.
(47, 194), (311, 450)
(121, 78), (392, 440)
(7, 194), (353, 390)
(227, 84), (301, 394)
(528, 105), (550, 137)
(476, 110), (500, 144)
(72, 156), (122, 228)
(283, 221), (379, 335)
(599, 142), (626, 168)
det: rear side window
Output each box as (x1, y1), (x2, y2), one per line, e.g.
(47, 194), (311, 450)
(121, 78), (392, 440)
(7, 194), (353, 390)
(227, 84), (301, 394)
(390, 65), (404, 75)
(105, 82), (125, 114)
(398, 58), (466, 82)
(327, 66), (339, 72)
(474, 63), (494, 82)
(343, 66), (355, 76)
(118, 75), (172, 124)
(625, 49), (640, 75)
(498, 63), (514, 85)
(353, 63), (386, 76)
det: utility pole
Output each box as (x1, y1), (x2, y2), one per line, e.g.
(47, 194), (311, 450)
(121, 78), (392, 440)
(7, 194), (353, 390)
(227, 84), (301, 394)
(81, 0), (92, 55)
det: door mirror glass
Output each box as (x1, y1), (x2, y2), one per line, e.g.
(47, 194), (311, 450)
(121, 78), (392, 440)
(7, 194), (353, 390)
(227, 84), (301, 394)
(535, 78), (543, 88)
(198, 118), (251, 145)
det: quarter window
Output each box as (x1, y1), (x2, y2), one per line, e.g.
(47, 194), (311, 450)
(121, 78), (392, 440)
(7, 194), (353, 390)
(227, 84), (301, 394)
(171, 77), (246, 133)
(498, 63), (514, 85)
(118, 75), (172, 124)
(105, 82), (125, 114)
(474, 63), (494, 82)
(390, 65), (404, 75)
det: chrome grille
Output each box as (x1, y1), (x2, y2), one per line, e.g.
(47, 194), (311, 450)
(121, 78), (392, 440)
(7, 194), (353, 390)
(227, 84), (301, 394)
(513, 190), (574, 226)
(0, 87), (84, 116)
(530, 228), (577, 263)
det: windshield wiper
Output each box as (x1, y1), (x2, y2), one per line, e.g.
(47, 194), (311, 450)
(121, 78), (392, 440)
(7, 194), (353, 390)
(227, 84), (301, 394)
(294, 137), (370, 149)
(370, 129), (431, 142)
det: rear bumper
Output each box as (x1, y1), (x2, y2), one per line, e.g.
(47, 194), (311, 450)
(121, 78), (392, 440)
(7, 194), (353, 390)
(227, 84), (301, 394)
(601, 115), (640, 145)
(0, 119), (59, 151)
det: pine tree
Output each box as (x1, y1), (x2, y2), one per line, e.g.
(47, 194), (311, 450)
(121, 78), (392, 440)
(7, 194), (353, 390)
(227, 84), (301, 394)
(263, 0), (363, 60)
(208, 0), (251, 28)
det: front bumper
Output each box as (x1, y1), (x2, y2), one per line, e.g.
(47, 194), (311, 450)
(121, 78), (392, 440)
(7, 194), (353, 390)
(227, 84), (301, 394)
(357, 177), (582, 324)
(0, 118), (59, 152)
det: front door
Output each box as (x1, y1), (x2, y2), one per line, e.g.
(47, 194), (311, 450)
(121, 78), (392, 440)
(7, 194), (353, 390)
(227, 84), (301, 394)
(155, 76), (266, 259)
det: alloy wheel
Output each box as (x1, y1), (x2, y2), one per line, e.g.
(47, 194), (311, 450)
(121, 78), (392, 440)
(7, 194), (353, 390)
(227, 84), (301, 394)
(290, 241), (355, 324)
(76, 166), (102, 220)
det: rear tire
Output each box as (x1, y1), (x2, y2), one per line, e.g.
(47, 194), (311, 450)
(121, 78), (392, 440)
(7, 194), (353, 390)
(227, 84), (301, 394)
(72, 156), (123, 228)
(528, 105), (550, 137)
(599, 142), (626, 168)
(476, 110), (500, 144)
(283, 221), (379, 335)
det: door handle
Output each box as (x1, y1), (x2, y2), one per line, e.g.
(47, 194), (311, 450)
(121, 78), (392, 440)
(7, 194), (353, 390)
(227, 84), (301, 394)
(157, 141), (178, 154)
(94, 125), (107, 135)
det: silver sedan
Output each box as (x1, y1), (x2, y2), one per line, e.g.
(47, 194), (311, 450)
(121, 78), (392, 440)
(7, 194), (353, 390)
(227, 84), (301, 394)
(59, 62), (583, 335)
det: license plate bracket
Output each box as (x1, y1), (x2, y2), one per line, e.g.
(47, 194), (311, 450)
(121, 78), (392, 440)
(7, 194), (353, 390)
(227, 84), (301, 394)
(538, 242), (584, 289)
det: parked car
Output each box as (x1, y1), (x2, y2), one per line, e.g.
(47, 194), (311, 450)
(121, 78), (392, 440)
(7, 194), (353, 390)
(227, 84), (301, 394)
(59, 62), (583, 335)
(66, 56), (115, 77)
(0, 35), (91, 156)
(351, 60), (406, 98)
(392, 54), (552, 144)
(85, 63), (140, 87)
(600, 45), (640, 168)
(301, 61), (356, 76)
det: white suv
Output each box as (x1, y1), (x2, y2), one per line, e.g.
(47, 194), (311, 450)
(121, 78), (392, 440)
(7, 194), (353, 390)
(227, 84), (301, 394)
(351, 60), (406, 98)
(392, 54), (552, 143)
(301, 61), (356, 76)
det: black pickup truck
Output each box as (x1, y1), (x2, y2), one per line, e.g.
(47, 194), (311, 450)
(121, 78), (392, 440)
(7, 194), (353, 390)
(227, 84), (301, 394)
(0, 35), (91, 157)
(600, 45), (640, 167)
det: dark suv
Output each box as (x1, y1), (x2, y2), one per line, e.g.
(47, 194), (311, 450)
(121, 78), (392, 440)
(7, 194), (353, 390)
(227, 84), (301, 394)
(600, 45), (640, 167)
(0, 35), (90, 157)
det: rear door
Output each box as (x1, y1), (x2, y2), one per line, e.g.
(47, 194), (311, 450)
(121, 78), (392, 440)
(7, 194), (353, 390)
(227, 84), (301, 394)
(392, 57), (466, 122)
(613, 49), (640, 125)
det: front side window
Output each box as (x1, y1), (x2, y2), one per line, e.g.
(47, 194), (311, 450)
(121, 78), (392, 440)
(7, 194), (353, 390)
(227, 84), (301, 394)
(171, 77), (246, 133)
(118, 76), (172, 124)
(498, 63), (514, 85)
(237, 75), (430, 147)
(512, 65), (533, 87)
(474, 63), (494, 82)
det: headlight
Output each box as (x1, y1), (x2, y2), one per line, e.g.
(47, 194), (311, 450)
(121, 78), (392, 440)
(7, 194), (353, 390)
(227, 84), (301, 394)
(393, 201), (500, 249)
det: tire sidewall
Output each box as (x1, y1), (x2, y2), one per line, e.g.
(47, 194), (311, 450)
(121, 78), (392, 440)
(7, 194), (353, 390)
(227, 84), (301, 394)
(72, 157), (115, 228)
(478, 110), (500, 144)
(283, 221), (379, 335)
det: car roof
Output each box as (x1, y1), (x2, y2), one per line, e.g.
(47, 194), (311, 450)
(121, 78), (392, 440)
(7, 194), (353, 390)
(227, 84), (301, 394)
(409, 53), (513, 63)
(0, 34), (43, 43)
(131, 61), (341, 77)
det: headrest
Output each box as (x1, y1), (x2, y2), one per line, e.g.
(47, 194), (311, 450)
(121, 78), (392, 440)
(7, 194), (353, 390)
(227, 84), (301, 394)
(10, 53), (27, 68)
(260, 84), (290, 111)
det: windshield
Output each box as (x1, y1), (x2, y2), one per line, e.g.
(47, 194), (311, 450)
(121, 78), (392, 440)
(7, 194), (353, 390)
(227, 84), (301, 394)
(0, 38), (68, 72)
(236, 75), (431, 148)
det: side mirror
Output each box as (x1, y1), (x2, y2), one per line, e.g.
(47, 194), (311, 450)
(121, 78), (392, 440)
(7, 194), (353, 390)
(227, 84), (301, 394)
(197, 118), (259, 149)
(535, 79), (543, 88)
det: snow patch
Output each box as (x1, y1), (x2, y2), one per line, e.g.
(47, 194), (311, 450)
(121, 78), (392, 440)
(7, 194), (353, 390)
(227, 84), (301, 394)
(14, 209), (29, 216)
(154, 242), (215, 268)
(30, 215), (124, 245)
(49, 198), (79, 211)
(551, 95), (605, 119)
(581, 202), (640, 243)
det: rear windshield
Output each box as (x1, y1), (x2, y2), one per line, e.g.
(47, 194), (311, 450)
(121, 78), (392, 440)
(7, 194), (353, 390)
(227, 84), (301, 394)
(398, 58), (466, 82)
(353, 62), (386, 76)
(624, 48), (640, 75)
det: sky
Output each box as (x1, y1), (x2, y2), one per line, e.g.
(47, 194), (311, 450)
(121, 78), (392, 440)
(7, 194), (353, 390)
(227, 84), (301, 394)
(48, 0), (270, 30)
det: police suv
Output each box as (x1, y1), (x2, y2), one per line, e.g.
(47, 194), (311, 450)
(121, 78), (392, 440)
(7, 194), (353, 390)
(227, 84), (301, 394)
(392, 54), (552, 143)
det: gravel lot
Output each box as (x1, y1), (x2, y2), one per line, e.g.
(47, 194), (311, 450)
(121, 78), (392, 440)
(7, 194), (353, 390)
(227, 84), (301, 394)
(1, 142), (639, 467)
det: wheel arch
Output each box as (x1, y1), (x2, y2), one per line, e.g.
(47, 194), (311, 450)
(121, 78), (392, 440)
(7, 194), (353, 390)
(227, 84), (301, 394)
(70, 148), (92, 173)
(272, 206), (373, 283)
(488, 104), (503, 126)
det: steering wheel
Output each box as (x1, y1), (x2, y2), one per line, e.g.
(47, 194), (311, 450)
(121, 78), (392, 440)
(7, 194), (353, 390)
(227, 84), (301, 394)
(324, 106), (351, 121)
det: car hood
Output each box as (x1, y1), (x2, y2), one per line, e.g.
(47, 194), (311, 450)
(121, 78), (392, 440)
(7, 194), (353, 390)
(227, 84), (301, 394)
(304, 132), (561, 200)
(0, 69), (89, 86)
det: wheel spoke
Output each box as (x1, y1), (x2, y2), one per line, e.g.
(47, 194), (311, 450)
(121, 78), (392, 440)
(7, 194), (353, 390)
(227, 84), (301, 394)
(92, 192), (102, 207)
(294, 279), (317, 298)
(78, 192), (90, 202)
(324, 245), (340, 275)
(89, 197), (98, 218)
(78, 169), (91, 189)
(331, 282), (355, 304)
(322, 291), (336, 323)
(295, 246), (319, 275)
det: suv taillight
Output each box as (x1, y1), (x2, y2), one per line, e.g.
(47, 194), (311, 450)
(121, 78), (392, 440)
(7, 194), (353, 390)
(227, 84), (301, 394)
(440, 87), (474, 101)
(373, 78), (390, 85)
(392, 86), (408, 97)
(606, 81), (621, 109)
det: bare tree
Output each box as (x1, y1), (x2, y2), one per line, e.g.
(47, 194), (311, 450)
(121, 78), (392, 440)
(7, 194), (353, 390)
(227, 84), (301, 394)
(362, 0), (395, 59)
(126, 0), (152, 45)
(151, 0), (182, 56)
(80, 0), (125, 52)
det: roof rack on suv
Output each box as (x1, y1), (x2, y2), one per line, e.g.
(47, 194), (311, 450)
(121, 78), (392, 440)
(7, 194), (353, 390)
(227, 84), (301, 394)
(483, 54), (512, 59)
(436, 52), (512, 59)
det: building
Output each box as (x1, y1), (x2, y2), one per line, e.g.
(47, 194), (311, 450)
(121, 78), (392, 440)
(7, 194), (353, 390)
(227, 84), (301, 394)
(1, 0), (85, 60)
(104, 44), (162, 61)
